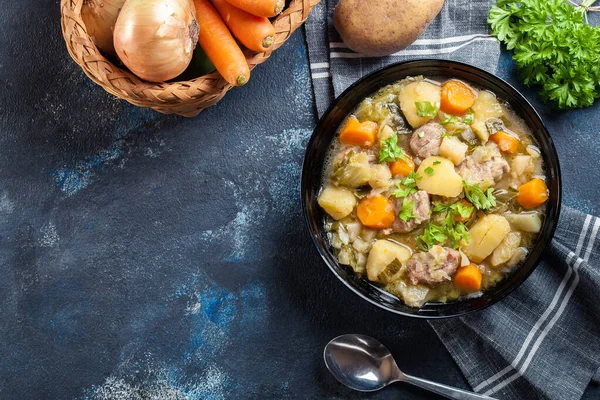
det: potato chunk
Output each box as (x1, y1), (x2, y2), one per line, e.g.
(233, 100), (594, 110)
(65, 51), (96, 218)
(368, 164), (393, 189)
(470, 91), (504, 143)
(439, 136), (468, 165)
(462, 214), (511, 263)
(504, 212), (542, 233)
(471, 121), (489, 143)
(318, 185), (356, 220)
(366, 240), (412, 283)
(397, 81), (442, 128)
(416, 156), (463, 198)
(511, 155), (533, 177)
(490, 232), (522, 267)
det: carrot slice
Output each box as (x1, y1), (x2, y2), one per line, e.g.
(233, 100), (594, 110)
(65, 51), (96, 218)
(212, 0), (276, 52)
(223, 0), (284, 18)
(357, 196), (395, 229)
(490, 130), (520, 153)
(440, 80), (477, 115)
(517, 178), (549, 209)
(339, 117), (377, 148)
(454, 263), (483, 292)
(194, 0), (250, 86)
(389, 156), (415, 177)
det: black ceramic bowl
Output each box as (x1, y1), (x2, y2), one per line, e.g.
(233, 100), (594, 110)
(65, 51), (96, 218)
(301, 60), (561, 318)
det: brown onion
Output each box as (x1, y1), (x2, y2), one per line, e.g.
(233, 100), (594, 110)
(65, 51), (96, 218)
(81, 0), (126, 54)
(113, 0), (199, 82)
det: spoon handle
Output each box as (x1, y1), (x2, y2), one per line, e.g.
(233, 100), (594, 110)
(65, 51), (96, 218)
(401, 374), (497, 400)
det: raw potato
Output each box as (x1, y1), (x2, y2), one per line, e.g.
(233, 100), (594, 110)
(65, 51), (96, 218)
(398, 81), (442, 128)
(366, 240), (412, 283)
(490, 232), (522, 267)
(471, 91), (504, 142)
(416, 156), (463, 197)
(505, 212), (542, 233)
(318, 185), (356, 220)
(333, 0), (445, 56)
(462, 214), (511, 263)
(439, 136), (468, 165)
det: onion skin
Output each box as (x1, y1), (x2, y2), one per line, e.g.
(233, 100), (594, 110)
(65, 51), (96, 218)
(113, 0), (199, 82)
(81, 0), (126, 54)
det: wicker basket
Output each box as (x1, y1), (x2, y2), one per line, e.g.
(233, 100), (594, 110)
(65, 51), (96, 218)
(60, 0), (320, 117)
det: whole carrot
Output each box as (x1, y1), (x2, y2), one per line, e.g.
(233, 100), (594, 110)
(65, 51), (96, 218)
(212, 0), (276, 52)
(193, 0), (250, 86)
(222, 0), (284, 18)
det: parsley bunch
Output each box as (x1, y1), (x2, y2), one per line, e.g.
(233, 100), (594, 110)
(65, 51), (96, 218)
(488, 0), (600, 109)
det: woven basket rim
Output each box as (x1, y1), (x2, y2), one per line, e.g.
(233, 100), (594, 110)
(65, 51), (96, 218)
(60, 0), (320, 116)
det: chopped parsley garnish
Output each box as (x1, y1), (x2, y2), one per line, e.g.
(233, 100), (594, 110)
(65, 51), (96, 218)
(391, 172), (422, 198)
(399, 199), (415, 222)
(402, 171), (422, 187)
(441, 203), (473, 248)
(463, 109), (475, 125)
(419, 201), (474, 250)
(453, 202), (475, 219)
(392, 183), (414, 198)
(432, 161), (441, 165)
(432, 203), (449, 213)
(379, 133), (408, 163)
(434, 201), (474, 220)
(446, 221), (470, 249)
(440, 113), (460, 125)
(415, 101), (440, 117)
(463, 181), (497, 211)
(424, 167), (435, 176)
(417, 223), (447, 251)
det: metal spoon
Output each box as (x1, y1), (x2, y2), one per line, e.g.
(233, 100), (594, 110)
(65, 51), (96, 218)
(324, 334), (496, 400)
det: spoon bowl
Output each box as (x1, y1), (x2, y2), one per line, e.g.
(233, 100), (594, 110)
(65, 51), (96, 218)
(324, 334), (401, 392)
(324, 334), (497, 399)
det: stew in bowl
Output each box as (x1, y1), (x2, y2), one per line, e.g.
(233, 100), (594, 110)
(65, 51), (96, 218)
(302, 60), (561, 317)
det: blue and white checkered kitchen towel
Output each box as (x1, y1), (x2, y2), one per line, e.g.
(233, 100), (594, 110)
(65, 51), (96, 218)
(305, 1), (600, 399)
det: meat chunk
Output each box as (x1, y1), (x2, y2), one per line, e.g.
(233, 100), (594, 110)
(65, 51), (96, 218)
(407, 246), (460, 286)
(456, 143), (510, 186)
(392, 190), (431, 233)
(410, 122), (444, 159)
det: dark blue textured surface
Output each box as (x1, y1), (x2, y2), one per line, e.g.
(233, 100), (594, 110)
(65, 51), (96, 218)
(0, 1), (598, 399)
